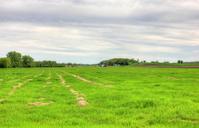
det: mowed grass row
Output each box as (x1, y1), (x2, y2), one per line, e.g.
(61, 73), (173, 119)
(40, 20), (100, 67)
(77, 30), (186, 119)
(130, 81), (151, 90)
(0, 67), (198, 128)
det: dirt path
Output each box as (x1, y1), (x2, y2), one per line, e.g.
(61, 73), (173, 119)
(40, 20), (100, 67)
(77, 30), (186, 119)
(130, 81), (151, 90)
(28, 98), (53, 107)
(57, 74), (88, 107)
(68, 73), (112, 88)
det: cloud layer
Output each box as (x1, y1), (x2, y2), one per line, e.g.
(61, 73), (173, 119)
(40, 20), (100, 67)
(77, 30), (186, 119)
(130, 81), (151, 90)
(0, 0), (199, 63)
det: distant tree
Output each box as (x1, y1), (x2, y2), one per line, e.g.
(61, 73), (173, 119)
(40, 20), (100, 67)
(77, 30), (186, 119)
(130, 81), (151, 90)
(0, 58), (11, 68)
(177, 60), (183, 64)
(163, 61), (170, 64)
(34, 61), (42, 67)
(66, 63), (73, 67)
(34, 60), (65, 67)
(42, 61), (57, 67)
(99, 58), (139, 67)
(7, 51), (22, 67)
(22, 55), (34, 67)
(151, 61), (159, 64)
(142, 60), (146, 63)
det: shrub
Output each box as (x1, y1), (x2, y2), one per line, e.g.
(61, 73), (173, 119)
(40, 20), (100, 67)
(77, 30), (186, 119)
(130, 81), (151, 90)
(0, 58), (11, 68)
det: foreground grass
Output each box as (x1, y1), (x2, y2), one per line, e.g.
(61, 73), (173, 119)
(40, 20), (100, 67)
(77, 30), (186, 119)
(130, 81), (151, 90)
(0, 67), (198, 128)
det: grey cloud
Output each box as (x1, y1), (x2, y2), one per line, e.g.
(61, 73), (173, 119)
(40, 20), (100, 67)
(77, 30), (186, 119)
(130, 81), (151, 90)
(1, 0), (199, 25)
(0, 0), (199, 63)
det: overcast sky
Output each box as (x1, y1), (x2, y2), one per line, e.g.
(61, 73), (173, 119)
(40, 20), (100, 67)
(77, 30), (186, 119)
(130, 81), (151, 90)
(0, 0), (199, 63)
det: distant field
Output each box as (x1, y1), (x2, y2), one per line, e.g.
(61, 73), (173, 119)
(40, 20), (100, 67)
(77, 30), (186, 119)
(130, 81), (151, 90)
(0, 67), (198, 128)
(132, 63), (199, 68)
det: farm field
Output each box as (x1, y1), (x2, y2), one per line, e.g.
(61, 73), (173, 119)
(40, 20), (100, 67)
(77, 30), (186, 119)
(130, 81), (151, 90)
(0, 67), (198, 128)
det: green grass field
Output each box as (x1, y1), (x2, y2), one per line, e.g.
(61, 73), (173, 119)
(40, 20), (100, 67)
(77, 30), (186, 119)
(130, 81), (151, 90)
(0, 67), (198, 128)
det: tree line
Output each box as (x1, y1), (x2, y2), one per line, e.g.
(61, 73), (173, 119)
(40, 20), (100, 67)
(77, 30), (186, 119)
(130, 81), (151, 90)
(99, 58), (139, 67)
(98, 58), (189, 67)
(0, 51), (65, 68)
(1, 51), (196, 68)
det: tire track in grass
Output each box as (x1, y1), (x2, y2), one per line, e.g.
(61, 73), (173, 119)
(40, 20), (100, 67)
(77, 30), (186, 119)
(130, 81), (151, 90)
(0, 76), (30, 103)
(57, 74), (88, 107)
(28, 72), (54, 107)
(0, 74), (31, 86)
(46, 73), (52, 84)
(66, 73), (112, 88)
(0, 72), (44, 103)
(8, 80), (32, 96)
(7, 72), (42, 96)
(28, 101), (52, 107)
(0, 77), (32, 103)
(44, 72), (52, 88)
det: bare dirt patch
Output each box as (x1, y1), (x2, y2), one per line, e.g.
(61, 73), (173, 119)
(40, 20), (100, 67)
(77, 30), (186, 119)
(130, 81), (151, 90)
(170, 117), (199, 125)
(69, 88), (88, 107)
(8, 83), (23, 96)
(58, 74), (88, 107)
(77, 96), (88, 107)
(68, 73), (112, 88)
(179, 117), (199, 124)
(29, 101), (52, 107)
(168, 77), (179, 80)
(58, 74), (66, 85)
(71, 74), (91, 83)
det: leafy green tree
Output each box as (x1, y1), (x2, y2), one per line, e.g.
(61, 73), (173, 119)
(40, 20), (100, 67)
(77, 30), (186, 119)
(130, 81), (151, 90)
(34, 61), (42, 67)
(99, 58), (139, 66)
(178, 60), (183, 64)
(22, 55), (34, 67)
(0, 58), (11, 68)
(7, 51), (22, 67)
(34, 60), (65, 67)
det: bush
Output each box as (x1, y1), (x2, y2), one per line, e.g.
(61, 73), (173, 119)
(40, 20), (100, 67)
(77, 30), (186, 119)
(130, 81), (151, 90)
(99, 58), (139, 67)
(0, 58), (11, 68)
